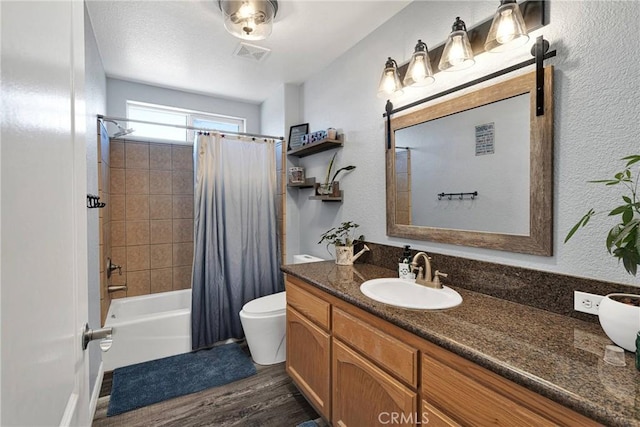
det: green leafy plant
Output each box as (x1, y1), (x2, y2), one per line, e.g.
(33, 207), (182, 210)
(323, 153), (337, 186)
(323, 153), (355, 186)
(318, 221), (364, 255)
(331, 165), (356, 183)
(565, 155), (640, 275)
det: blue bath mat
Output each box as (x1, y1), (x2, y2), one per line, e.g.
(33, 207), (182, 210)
(297, 420), (325, 427)
(107, 342), (257, 416)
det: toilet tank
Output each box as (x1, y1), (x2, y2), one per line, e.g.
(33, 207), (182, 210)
(293, 254), (325, 264)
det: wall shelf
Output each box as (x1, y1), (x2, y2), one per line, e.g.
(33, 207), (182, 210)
(287, 177), (316, 188)
(309, 191), (343, 202)
(287, 138), (342, 158)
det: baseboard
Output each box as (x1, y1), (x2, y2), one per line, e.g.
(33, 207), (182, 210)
(89, 362), (104, 421)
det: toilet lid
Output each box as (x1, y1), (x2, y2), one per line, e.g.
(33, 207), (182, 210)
(242, 291), (286, 315)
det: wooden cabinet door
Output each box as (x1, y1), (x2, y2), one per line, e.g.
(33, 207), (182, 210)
(333, 339), (417, 427)
(421, 400), (461, 427)
(286, 306), (331, 419)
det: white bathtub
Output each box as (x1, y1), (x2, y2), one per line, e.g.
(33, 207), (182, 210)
(102, 289), (192, 371)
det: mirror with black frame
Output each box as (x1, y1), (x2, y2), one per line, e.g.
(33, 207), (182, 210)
(385, 67), (554, 256)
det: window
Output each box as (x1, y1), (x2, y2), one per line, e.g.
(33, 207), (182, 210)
(126, 101), (246, 144)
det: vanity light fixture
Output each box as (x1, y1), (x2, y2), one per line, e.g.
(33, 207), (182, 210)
(377, 0), (547, 97)
(485, 0), (530, 53)
(218, 0), (278, 41)
(377, 57), (404, 98)
(403, 40), (435, 87)
(438, 17), (475, 72)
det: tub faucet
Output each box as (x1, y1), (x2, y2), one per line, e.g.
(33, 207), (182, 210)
(410, 252), (444, 289)
(107, 257), (122, 279)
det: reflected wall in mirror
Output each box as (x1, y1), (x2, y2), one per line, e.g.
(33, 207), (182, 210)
(386, 67), (553, 255)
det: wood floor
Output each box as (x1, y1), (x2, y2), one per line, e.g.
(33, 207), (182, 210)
(93, 354), (320, 427)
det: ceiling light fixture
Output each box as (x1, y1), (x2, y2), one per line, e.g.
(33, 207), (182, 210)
(438, 17), (475, 72)
(485, 0), (530, 53)
(218, 0), (278, 41)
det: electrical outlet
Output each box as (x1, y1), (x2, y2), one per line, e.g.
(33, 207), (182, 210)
(574, 291), (604, 315)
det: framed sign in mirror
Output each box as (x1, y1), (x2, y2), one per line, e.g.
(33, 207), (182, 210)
(386, 67), (554, 256)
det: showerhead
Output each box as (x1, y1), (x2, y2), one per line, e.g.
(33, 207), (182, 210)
(102, 119), (135, 138)
(112, 127), (135, 138)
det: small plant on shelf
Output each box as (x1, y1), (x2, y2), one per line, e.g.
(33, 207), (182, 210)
(318, 153), (356, 196)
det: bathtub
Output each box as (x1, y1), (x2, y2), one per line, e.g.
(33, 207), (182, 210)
(102, 289), (192, 371)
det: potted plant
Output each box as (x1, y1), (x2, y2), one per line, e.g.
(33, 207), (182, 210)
(565, 154), (640, 352)
(318, 221), (369, 265)
(316, 153), (356, 196)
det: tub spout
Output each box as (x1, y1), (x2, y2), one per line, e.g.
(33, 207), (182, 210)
(108, 285), (127, 292)
(82, 323), (113, 351)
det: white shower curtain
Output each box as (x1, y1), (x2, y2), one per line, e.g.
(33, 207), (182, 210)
(191, 133), (282, 350)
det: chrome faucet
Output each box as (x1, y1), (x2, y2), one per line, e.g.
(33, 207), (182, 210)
(107, 257), (122, 279)
(410, 252), (447, 289)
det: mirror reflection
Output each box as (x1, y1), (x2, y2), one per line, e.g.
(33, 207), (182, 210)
(386, 68), (553, 256)
(394, 94), (530, 235)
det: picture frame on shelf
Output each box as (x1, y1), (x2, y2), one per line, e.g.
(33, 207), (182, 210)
(288, 123), (309, 151)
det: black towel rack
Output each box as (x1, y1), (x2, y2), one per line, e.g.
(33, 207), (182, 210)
(438, 191), (478, 200)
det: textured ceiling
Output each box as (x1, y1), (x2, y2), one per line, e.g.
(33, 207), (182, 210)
(86, 0), (411, 104)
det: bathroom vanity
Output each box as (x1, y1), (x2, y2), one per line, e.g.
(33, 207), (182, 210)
(282, 262), (639, 427)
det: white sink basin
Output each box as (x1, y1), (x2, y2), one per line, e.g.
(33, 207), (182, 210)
(360, 278), (462, 310)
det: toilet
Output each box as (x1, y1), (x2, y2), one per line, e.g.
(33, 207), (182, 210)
(239, 254), (324, 365)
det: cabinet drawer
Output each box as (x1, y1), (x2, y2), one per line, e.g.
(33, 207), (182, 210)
(333, 308), (418, 388)
(286, 280), (330, 330)
(423, 355), (555, 426)
(421, 401), (460, 427)
(422, 352), (604, 427)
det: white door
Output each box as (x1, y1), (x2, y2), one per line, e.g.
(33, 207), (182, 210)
(1, 0), (91, 425)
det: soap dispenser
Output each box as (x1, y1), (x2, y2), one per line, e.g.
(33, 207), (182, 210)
(398, 245), (415, 280)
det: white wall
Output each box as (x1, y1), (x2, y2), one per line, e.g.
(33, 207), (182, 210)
(107, 78), (262, 133)
(84, 4), (107, 401)
(261, 83), (303, 263)
(294, 1), (640, 287)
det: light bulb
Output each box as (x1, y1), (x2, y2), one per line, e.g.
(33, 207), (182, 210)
(410, 56), (427, 82)
(237, 2), (255, 19)
(382, 71), (397, 94)
(496, 9), (516, 44)
(448, 35), (466, 66)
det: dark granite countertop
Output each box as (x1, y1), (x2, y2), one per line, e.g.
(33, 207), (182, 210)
(281, 261), (640, 427)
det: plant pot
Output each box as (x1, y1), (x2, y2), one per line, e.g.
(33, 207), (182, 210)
(598, 293), (640, 352)
(315, 181), (340, 197)
(335, 245), (354, 265)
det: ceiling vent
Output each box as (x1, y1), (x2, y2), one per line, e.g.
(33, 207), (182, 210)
(233, 42), (271, 63)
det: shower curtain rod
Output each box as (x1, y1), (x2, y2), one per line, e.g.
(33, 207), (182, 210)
(97, 114), (284, 141)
